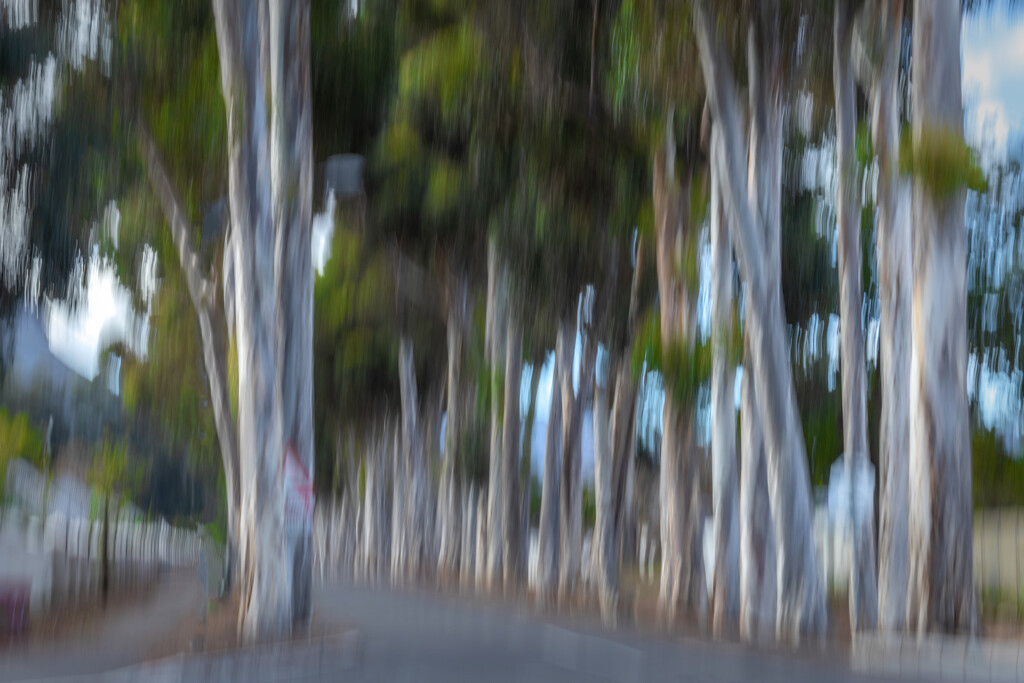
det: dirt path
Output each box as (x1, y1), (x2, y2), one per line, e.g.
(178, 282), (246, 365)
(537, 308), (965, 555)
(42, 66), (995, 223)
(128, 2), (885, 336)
(0, 570), (203, 682)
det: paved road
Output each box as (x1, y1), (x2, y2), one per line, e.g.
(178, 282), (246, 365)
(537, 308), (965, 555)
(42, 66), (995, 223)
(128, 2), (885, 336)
(312, 581), (903, 682)
(2, 575), (911, 682)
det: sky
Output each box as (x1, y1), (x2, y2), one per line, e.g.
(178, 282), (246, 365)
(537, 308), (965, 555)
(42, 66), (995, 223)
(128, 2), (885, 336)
(31, 3), (1024, 479)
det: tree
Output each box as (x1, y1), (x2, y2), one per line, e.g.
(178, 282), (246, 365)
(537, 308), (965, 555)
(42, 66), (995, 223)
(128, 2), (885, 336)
(695, 1), (827, 640)
(833, 0), (878, 632)
(853, 0), (912, 633)
(708, 122), (740, 633)
(907, 0), (975, 635)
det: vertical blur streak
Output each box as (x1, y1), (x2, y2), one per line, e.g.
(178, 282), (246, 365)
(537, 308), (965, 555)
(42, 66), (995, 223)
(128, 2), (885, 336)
(907, 0), (976, 636)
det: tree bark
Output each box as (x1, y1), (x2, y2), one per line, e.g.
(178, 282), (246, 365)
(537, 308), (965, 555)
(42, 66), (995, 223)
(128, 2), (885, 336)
(212, 0), (290, 640)
(709, 139), (740, 634)
(501, 315), (523, 590)
(594, 357), (637, 626)
(834, 0), (878, 633)
(559, 309), (596, 603)
(398, 336), (427, 582)
(485, 238), (508, 591)
(591, 358), (612, 616)
(438, 278), (466, 580)
(695, 7), (826, 641)
(268, 0), (315, 626)
(907, 0), (975, 635)
(537, 323), (566, 606)
(653, 119), (705, 624)
(866, 0), (912, 633)
(739, 364), (777, 641)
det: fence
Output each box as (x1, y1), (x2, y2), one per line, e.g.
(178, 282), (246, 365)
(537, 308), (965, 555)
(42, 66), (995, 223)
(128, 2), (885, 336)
(0, 504), (205, 634)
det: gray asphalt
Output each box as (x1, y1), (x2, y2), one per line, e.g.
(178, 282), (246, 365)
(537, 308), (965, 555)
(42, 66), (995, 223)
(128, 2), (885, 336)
(312, 581), (906, 682)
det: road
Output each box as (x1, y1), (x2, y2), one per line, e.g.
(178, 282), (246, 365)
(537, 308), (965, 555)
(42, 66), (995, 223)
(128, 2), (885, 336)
(2, 575), (909, 682)
(312, 581), (903, 682)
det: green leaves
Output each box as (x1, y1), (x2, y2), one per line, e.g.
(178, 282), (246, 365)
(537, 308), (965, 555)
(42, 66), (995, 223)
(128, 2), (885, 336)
(900, 123), (988, 199)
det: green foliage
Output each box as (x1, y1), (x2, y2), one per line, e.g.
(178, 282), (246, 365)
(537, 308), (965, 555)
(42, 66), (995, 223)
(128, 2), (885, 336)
(631, 309), (713, 407)
(973, 427), (1024, 508)
(88, 437), (141, 501)
(582, 485), (596, 530)
(900, 124), (988, 199)
(0, 409), (45, 497)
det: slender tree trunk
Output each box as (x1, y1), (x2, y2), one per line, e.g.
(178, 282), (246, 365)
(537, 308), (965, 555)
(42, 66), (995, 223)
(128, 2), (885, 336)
(834, 0), (878, 633)
(907, 0), (975, 635)
(653, 120), (705, 624)
(268, 0), (315, 626)
(212, 0), (290, 641)
(139, 129), (241, 596)
(594, 358), (637, 626)
(869, 0), (912, 633)
(398, 337), (426, 582)
(559, 310), (596, 603)
(710, 141), (740, 634)
(537, 325), (566, 606)
(592, 358), (612, 614)
(739, 365), (777, 641)
(485, 239), (508, 591)
(696, 8), (826, 641)
(438, 279), (466, 580)
(520, 355), (542, 582)
(501, 315), (523, 589)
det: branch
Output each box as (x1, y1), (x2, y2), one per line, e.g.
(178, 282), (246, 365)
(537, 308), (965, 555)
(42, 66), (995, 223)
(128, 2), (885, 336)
(692, 3), (765, 296)
(138, 126), (214, 307)
(138, 123), (240, 522)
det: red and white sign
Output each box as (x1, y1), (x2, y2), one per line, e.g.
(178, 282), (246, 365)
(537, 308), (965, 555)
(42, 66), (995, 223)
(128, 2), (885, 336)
(284, 443), (314, 532)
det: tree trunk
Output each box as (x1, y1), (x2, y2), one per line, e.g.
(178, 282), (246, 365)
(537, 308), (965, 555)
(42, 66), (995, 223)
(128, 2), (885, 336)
(537, 323), (566, 606)
(268, 0), (315, 627)
(438, 279), (466, 581)
(834, 0), (878, 633)
(520, 354), (542, 583)
(592, 358), (612, 617)
(695, 8), (826, 640)
(501, 316), (523, 590)
(594, 357), (637, 626)
(653, 120), (705, 624)
(399, 337), (426, 582)
(559, 310), (596, 603)
(739, 365), (777, 641)
(868, 0), (912, 633)
(212, 0), (290, 641)
(907, 0), (975, 635)
(485, 238), (508, 591)
(709, 141), (740, 634)
(139, 129), (241, 597)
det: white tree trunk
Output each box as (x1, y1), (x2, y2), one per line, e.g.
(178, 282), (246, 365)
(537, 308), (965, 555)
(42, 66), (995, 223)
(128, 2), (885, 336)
(212, 0), (290, 640)
(739, 365), (777, 641)
(438, 282), (466, 581)
(139, 131), (241, 593)
(398, 337), (427, 582)
(867, 0), (912, 632)
(592, 360), (613, 620)
(907, 0), (975, 635)
(501, 315), (523, 590)
(710, 141), (740, 634)
(268, 0), (315, 626)
(696, 10), (826, 641)
(834, 1), (878, 633)
(559, 311), (595, 602)
(653, 121), (705, 624)
(537, 322), (566, 606)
